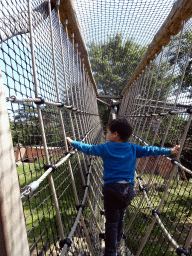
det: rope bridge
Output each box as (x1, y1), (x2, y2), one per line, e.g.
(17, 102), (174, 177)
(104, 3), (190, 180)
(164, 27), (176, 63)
(0, 0), (192, 255)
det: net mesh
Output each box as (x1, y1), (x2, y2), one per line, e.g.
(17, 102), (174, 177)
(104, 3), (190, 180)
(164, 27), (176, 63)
(0, 0), (192, 255)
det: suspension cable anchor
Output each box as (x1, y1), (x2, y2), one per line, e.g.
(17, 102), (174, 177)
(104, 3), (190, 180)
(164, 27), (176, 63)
(6, 95), (25, 104)
(44, 164), (57, 173)
(58, 102), (65, 108)
(69, 151), (75, 157)
(187, 107), (192, 114)
(168, 110), (175, 115)
(21, 181), (39, 198)
(122, 234), (127, 239)
(35, 97), (45, 105)
(176, 247), (189, 255)
(171, 158), (180, 165)
(83, 185), (89, 189)
(65, 105), (73, 109)
(6, 95), (16, 103)
(99, 233), (105, 240)
(59, 238), (72, 249)
(76, 204), (85, 211)
(140, 186), (148, 193)
(136, 176), (143, 181)
(159, 112), (166, 116)
(100, 210), (105, 215)
(152, 209), (160, 216)
(21, 185), (32, 198)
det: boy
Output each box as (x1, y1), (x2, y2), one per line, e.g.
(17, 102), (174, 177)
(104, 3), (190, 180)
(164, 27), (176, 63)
(67, 118), (179, 256)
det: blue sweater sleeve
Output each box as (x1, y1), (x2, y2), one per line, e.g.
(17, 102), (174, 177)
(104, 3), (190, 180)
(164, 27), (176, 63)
(135, 144), (171, 158)
(72, 141), (105, 157)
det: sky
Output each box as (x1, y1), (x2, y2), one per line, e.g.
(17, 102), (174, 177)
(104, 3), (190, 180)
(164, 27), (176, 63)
(73, 0), (177, 47)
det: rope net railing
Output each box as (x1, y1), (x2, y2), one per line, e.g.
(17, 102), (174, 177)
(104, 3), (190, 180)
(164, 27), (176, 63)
(0, 0), (192, 256)
(0, 1), (104, 255)
(118, 17), (192, 256)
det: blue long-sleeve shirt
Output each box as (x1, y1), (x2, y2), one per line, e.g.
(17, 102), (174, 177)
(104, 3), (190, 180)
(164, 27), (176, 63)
(71, 141), (171, 185)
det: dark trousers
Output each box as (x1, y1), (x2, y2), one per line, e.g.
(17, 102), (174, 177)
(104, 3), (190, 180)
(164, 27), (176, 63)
(102, 182), (135, 256)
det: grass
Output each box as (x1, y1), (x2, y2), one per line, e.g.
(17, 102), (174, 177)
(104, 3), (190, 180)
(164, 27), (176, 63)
(18, 154), (86, 253)
(18, 155), (191, 255)
(125, 175), (192, 255)
(18, 153), (102, 254)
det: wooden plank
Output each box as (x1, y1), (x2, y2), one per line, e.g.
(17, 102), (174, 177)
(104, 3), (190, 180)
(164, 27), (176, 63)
(0, 69), (30, 256)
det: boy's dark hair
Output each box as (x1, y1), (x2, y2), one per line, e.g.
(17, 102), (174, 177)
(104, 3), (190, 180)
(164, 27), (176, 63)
(107, 118), (133, 142)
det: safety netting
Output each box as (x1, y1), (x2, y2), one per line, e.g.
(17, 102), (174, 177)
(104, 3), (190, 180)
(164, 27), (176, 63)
(0, 0), (192, 256)
(118, 18), (192, 254)
(0, 0), (104, 255)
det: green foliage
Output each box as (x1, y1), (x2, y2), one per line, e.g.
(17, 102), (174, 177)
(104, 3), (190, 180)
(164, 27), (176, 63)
(160, 115), (186, 146)
(89, 34), (147, 96)
(10, 103), (42, 146)
(126, 178), (191, 255)
(146, 61), (173, 102)
(97, 101), (111, 131)
(9, 103), (66, 147)
(89, 34), (147, 126)
(168, 30), (192, 97)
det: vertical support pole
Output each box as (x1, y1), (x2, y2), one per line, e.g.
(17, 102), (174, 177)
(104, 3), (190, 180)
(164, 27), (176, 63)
(75, 43), (85, 139)
(84, 71), (92, 138)
(0, 68), (30, 256)
(60, 18), (95, 256)
(78, 52), (87, 137)
(131, 74), (144, 141)
(184, 225), (192, 252)
(71, 34), (83, 141)
(57, 18), (80, 206)
(81, 59), (89, 135)
(28, 0), (64, 241)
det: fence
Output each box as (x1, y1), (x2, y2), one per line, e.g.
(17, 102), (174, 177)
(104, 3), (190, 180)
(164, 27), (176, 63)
(118, 2), (192, 253)
(0, 0), (104, 255)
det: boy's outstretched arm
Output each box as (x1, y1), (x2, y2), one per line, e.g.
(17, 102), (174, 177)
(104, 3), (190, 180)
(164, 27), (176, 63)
(136, 144), (180, 158)
(66, 137), (73, 146)
(171, 145), (180, 155)
(66, 137), (104, 156)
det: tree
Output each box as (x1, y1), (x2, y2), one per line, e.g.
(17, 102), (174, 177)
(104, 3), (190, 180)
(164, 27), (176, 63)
(11, 103), (42, 146)
(89, 34), (147, 96)
(88, 35), (147, 127)
(168, 30), (192, 98)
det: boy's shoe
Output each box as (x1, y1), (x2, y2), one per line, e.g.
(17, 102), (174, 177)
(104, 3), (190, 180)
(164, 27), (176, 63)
(99, 232), (105, 240)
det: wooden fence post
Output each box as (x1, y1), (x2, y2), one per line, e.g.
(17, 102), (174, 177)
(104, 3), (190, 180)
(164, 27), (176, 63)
(0, 68), (30, 256)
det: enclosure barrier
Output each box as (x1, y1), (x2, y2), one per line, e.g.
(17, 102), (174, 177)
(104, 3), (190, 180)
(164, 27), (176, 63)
(119, 14), (192, 255)
(0, 0), (104, 255)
